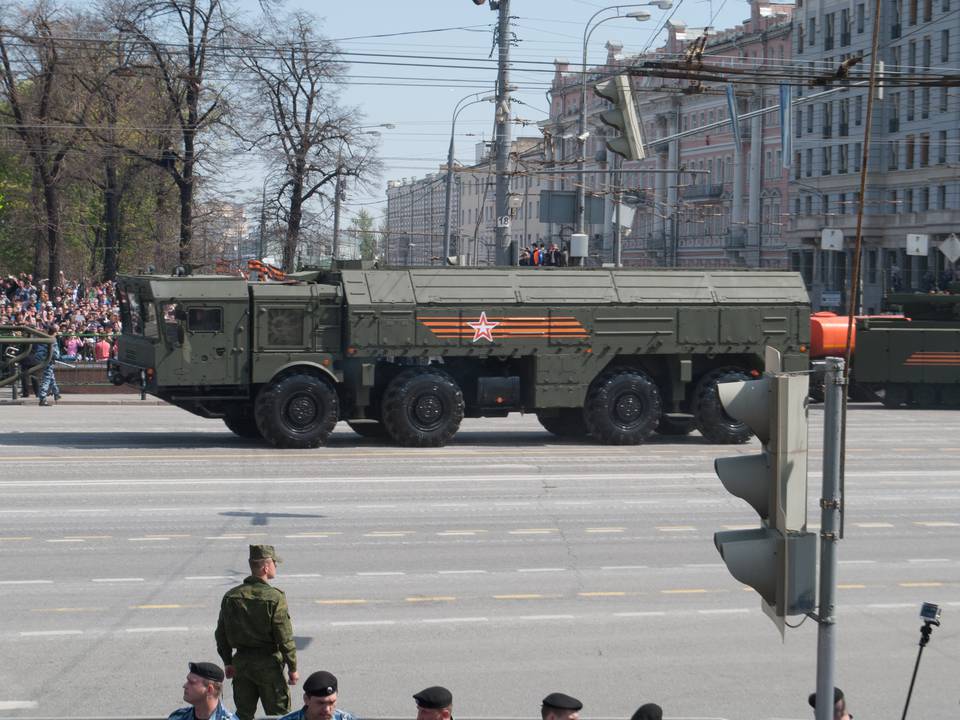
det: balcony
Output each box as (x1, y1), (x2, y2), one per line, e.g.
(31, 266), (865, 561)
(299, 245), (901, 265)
(683, 183), (725, 200)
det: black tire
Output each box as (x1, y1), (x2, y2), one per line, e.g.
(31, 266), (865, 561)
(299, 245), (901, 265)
(656, 415), (696, 436)
(584, 368), (661, 445)
(381, 368), (464, 447)
(347, 420), (388, 439)
(254, 373), (339, 448)
(694, 367), (753, 444)
(537, 408), (589, 437)
(223, 404), (262, 439)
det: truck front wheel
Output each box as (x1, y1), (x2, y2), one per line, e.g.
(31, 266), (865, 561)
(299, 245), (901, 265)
(584, 369), (661, 445)
(694, 367), (753, 444)
(255, 373), (339, 448)
(382, 369), (464, 447)
(537, 408), (589, 437)
(223, 404), (262, 439)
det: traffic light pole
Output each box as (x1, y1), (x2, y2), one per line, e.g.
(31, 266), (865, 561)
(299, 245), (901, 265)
(814, 356), (845, 720)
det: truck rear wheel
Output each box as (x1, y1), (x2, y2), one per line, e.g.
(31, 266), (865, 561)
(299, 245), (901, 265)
(382, 368), (464, 447)
(537, 408), (589, 437)
(347, 420), (388, 439)
(223, 404), (261, 439)
(584, 368), (661, 445)
(254, 373), (339, 448)
(694, 367), (753, 444)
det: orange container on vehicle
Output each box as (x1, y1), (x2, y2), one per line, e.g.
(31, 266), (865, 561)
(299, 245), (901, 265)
(809, 311), (905, 358)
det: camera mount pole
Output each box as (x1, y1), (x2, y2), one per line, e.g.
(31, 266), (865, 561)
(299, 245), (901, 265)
(901, 620), (938, 720)
(814, 356), (845, 720)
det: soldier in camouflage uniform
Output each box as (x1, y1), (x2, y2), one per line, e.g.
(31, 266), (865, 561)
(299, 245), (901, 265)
(215, 545), (299, 720)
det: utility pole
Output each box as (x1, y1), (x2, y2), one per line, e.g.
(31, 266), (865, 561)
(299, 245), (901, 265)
(258, 183), (267, 261)
(332, 164), (343, 263)
(494, 0), (513, 266)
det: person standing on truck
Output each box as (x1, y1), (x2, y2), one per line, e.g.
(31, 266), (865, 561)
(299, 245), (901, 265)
(215, 545), (299, 720)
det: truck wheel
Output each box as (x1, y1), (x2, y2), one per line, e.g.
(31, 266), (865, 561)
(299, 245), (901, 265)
(656, 415), (695, 436)
(537, 408), (589, 437)
(584, 369), (661, 445)
(254, 373), (339, 448)
(347, 420), (388, 439)
(223, 404), (261, 439)
(382, 369), (464, 447)
(694, 367), (753, 444)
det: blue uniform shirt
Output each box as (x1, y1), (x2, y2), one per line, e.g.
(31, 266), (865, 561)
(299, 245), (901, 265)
(279, 708), (357, 720)
(168, 701), (238, 720)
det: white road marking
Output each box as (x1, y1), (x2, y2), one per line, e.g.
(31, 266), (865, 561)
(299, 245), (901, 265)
(185, 575), (237, 581)
(330, 620), (396, 627)
(614, 611), (667, 617)
(0, 580), (53, 585)
(907, 558), (951, 563)
(866, 603), (916, 609)
(438, 570), (486, 575)
(421, 617), (489, 624)
(356, 571), (404, 576)
(47, 539), (84, 543)
(601, 565), (647, 571)
(0, 702), (39, 710)
(517, 567), (564, 573)
(92, 577), (144, 583)
(838, 560), (877, 565)
(19, 630), (82, 637)
(513, 614), (575, 621)
(129, 537), (170, 542)
(357, 504), (398, 509)
(285, 573), (324, 578)
(124, 626), (189, 633)
(430, 503), (469, 508)
(698, 608), (750, 615)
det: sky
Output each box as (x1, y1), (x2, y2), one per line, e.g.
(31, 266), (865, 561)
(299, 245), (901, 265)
(231, 0), (758, 229)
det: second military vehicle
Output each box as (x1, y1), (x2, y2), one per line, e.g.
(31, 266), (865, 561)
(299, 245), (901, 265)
(109, 265), (810, 447)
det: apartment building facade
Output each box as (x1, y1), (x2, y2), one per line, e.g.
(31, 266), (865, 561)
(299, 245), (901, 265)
(787, 0), (960, 311)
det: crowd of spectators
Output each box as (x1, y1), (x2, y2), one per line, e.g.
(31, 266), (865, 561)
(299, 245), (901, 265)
(1, 272), (121, 362)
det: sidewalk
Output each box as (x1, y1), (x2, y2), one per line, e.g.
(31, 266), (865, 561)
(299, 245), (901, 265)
(1, 392), (166, 406)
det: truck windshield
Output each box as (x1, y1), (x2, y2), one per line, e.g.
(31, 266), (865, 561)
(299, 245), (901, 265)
(118, 287), (158, 338)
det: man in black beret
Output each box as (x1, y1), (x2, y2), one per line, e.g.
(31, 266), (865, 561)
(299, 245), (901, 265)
(168, 662), (237, 720)
(808, 687), (851, 719)
(541, 693), (582, 720)
(630, 703), (662, 720)
(413, 686), (453, 720)
(279, 671), (356, 720)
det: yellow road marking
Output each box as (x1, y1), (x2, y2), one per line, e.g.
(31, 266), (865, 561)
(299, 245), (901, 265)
(579, 591), (627, 597)
(900, 581), (943, 588)
(837, 584), (867, 589)
(132, 603), (205, 609)
(508, 529), (557, 535)
(657, 526), (697, 532)
(585, 528), (626, 533)
(494, 593), (543, 600)
(316, 599), (367, 605)
(405, 596), (457, 603)
(662, 588), (708, 594)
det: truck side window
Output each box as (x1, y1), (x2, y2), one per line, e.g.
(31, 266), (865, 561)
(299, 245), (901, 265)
(142, 303), (159, 338)
(162, 302), (182, 344)
(187, 308), (223, 333)
(266, 309), (304, 346)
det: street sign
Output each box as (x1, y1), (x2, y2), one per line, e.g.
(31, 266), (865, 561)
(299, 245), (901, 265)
(906, 233), (929, 256)
(496, 215), (511, 228)
(820, 228), (843, 252)
(939, 233), (960, 264)
(820, 291), (841, 307)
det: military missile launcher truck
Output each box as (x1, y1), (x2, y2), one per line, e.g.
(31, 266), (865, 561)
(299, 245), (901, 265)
(109, 265), (810, 448)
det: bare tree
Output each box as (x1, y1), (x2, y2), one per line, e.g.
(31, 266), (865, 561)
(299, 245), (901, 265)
(109, 0), (233, 268)
(238, 13), (379, 271)
(0, 1), (90, 285)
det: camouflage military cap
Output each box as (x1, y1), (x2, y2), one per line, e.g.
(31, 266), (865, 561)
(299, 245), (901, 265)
(249, 544), (282, 563)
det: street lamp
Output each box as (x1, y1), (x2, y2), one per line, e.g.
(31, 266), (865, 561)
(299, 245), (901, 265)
(443, 92), (497, 261)
(576, 3), (666, 234)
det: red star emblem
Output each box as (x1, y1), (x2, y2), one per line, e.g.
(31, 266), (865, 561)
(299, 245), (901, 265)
(467, 311), (500, 342)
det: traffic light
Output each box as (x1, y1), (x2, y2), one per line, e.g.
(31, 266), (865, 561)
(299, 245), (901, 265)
(713, 370), (816, 636)
(593, 74), (646, 161)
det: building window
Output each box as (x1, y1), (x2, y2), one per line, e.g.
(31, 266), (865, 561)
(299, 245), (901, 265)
(808, 17), (816, 45)
(941, 87), (949, 113)
(841, 8), (851, 44)
(796, 107), (803, 138)
(909, 40), (917, 67)
(794, 152), (802, 180)
(806, 149), (813, 177)
(855, 95), (863, 125)
(889, 140), (900, 170)
(889, 93), (900, 131)
(922, 88), (930, 118)
(840, 99), (850, 135)
(798, 25), (805, 52)
(839, 144), (849, 173)
(923, 0), (932, 21)
(923, 37), (931, 67)
(825, 12), (835, 49)
(939, 130), (948, 163)
(945, 0), (951, 12)
(806, 106), (814, 133)
(892, 45), (901, 71)
(920, 133), (930, 166)
(942, 30), (950, 62)
(805, 195), (813, 215)
(907, 90), (915, 121)
(921, 187), (930, 211)
(939, 185), (947, 209)
(823, 146), (833, 175)
(854, 142), (862, 171)
(888, 190), (899, 212)
(908, 0), (918, 25)
(893, 0), (903, 36)
(905, 188), (914, 211)
(857, 3), (865, 32)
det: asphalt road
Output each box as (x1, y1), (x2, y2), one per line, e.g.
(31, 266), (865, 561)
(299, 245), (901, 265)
(0, 402), (958, 720)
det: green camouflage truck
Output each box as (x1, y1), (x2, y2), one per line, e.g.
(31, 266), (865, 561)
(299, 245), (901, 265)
(109, 264), (810, 447)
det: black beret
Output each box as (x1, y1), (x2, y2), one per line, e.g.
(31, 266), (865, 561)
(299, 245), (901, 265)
(542, 693), (583, 711)
(304, 671), (338, 697)
(413, 686), (453, 709)
(189, 662), (225, 683)
(808, 687), (844, 709)
(630, 704), (662, 720)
